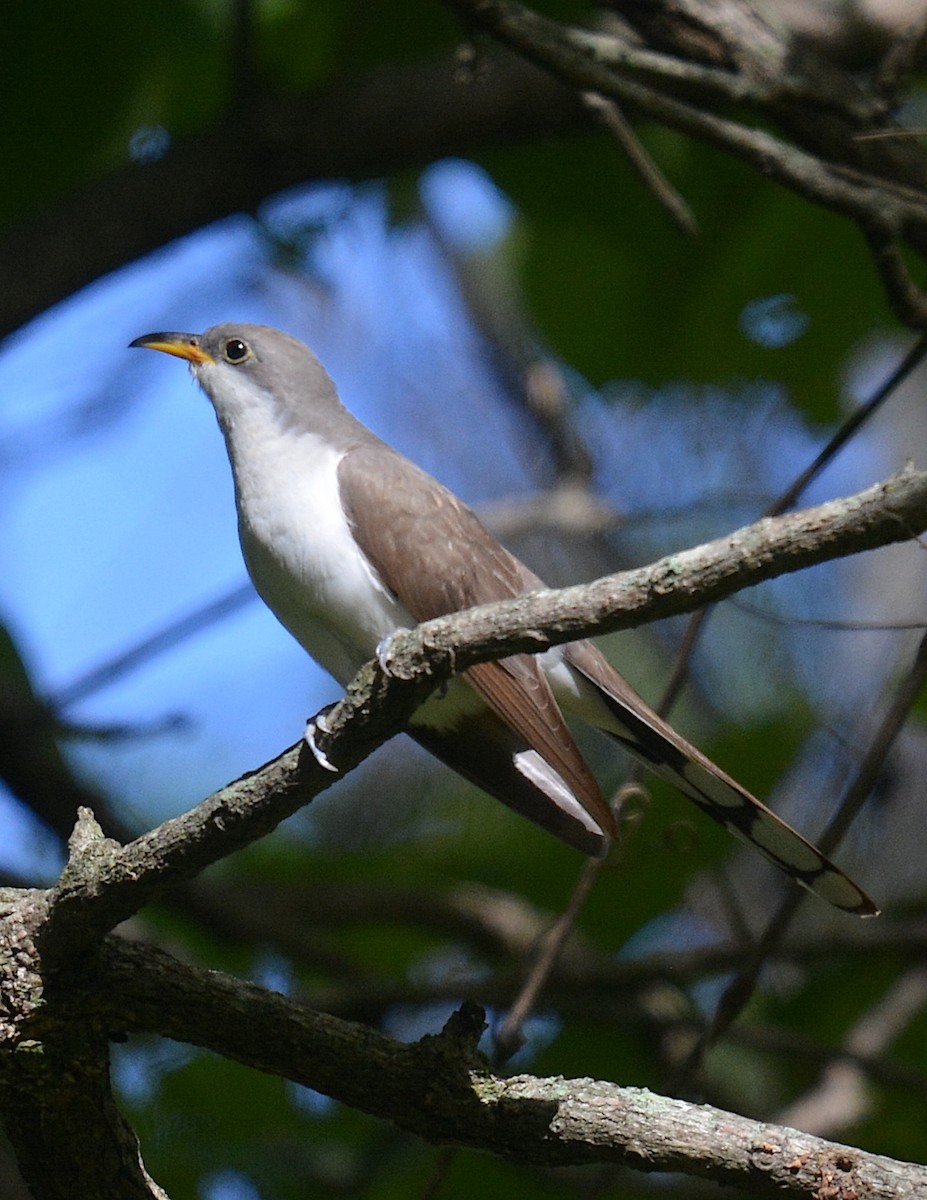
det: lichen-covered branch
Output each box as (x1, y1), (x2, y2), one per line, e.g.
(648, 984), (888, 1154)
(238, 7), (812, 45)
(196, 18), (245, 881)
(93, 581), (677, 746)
(81, 936), (927, 1197)
(38, 466), (927, 962)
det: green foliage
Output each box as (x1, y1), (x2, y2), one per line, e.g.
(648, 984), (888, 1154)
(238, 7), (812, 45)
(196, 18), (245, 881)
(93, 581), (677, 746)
(483, 131), (889, 421)
(2, 1), (226, 222)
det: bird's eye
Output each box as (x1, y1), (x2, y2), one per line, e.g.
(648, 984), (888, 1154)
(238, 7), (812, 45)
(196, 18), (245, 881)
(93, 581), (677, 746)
(223, 338), (251, 364)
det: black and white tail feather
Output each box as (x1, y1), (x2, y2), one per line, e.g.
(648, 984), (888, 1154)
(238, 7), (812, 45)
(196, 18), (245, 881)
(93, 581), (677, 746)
(565, 644), (877, 916)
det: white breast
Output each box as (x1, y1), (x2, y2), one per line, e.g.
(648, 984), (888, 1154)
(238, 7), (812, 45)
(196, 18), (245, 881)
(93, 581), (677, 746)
(223, 418), (412, 685)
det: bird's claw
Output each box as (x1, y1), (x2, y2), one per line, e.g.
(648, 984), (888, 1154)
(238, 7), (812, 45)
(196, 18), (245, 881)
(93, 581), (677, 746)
(376, 629), (409, 674)
(304, 707), (339, 772)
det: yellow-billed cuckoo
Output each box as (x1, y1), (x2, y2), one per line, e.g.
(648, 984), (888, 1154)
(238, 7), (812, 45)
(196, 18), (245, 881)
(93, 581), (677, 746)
(131, 324), (876, 916)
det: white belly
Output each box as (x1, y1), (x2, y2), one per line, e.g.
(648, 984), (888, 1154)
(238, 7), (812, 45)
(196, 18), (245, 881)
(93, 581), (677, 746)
(232, 431), (411, 685)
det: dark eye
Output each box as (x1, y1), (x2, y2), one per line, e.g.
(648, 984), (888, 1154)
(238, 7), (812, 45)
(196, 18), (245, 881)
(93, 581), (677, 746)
(223, 338), (251, 363)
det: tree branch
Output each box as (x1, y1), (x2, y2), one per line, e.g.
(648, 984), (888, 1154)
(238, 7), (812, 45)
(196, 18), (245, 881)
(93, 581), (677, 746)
(0, 891), (168, 1200)
(38, 466), (927, 964)
(446, 0), (927, 326)
(8, 0), (927, 340)
(74, 935), (927, 1196)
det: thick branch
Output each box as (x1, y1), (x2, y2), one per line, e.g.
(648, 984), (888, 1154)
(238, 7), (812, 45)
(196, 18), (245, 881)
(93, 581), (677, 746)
(82, 936), (927, 1197)
(450, 0), (927, 179)
(8, 887), (927, 1198)
(39, 466), (927, 962)
(448, 0), (927, 223)
(447, 0), (927, 324)
(0, 892), (167, 1200)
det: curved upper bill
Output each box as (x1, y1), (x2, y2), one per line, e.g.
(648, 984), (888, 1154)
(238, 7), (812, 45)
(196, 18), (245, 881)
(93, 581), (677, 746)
(129, 331), (215, 365)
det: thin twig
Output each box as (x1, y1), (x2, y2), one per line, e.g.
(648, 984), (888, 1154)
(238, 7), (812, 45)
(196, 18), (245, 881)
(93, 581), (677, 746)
(493, 857), (602, 1063)
(728, 593), (927, 633)
(657, 331), (927, 787)
(581, 91), (699, 236)
(781, 336), (926, 494)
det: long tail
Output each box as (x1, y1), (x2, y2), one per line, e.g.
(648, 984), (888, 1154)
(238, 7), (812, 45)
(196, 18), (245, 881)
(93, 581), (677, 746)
(564, 643), (878, 916)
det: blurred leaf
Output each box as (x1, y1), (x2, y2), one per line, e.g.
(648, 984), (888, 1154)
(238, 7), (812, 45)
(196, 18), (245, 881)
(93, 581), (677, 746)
(483, 130), (889, 425)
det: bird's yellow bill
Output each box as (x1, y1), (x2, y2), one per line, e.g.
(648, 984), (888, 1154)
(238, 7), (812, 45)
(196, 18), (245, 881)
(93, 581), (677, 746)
(129, 332), (215, 365)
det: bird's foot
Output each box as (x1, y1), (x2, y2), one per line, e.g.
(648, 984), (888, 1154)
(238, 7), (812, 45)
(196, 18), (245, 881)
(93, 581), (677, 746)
(304, 706), (339, 772)
(376, 629), (409, 674)
(377, 629), (448, 697)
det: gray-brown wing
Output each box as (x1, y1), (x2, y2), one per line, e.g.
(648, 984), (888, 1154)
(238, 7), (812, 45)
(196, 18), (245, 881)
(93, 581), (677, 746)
(338, 445), (616, 840)
(465, 658), (617, 838)
(338, 444), (533, 616)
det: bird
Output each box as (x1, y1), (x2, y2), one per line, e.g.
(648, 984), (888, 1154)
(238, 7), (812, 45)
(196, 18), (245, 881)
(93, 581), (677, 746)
(130, 323), (877, 916)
